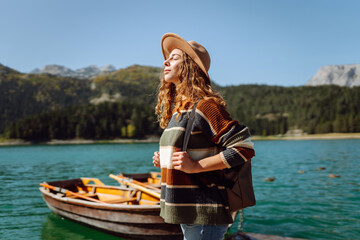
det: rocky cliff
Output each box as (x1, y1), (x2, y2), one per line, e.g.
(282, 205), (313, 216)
(307, 64), (360, 87)
(30, 64), (116, 79)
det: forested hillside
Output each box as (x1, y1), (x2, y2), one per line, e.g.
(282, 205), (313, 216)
(0, 64), (158, 132)
(5, 101), (160, 141)
(220, 85), (360, 135)
(93, 65), (160, 103)
(1, 63), (359, 141)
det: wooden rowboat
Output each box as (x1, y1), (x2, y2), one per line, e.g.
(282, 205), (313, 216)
(39, 174), (182, 240)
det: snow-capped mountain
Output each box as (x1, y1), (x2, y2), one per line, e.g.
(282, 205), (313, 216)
(30, 64), (117, 79)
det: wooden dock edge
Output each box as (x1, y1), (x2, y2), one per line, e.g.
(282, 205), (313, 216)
(226, 232), (308, 240)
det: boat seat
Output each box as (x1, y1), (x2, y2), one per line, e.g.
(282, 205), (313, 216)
(84, 184), (134, 194)
(139, 199), (160, 205)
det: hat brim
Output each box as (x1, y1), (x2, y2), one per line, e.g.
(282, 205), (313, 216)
(161, 33), (209, 78)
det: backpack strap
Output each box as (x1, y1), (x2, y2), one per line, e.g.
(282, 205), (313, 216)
(182, 101), (199, 151)
(181, 101), (209, 189)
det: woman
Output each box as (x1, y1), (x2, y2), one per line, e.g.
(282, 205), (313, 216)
(152, 33), (255, 240)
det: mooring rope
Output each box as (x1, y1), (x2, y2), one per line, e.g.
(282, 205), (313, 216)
(237, 209), (244, 232)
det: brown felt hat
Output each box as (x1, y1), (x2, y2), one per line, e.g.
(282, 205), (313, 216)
(161, 33), (210, 78)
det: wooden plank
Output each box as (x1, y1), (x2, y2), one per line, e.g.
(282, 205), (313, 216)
(109, 174), (161, 199)
(84, 184), (131, 190)
(225, 232), (308, 240)
(103, 197), (137, 204)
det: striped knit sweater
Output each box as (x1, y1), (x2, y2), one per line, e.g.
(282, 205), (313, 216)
(159, 99), (255, 225)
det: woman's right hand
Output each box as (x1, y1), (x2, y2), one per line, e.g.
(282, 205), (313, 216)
(152, 151), (160, 168)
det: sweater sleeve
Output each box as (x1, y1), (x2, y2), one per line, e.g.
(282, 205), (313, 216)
(195, 99), (255, 168)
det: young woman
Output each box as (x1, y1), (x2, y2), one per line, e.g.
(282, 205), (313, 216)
(152, 33), (255, 240)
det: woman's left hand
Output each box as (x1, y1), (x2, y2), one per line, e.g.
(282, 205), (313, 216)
(172, 148), (199, 173)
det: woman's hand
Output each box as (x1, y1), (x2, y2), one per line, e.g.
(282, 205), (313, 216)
(152, 151), (160, 168)
(172, 148), (228, 173)
(172, 148), (199, 173)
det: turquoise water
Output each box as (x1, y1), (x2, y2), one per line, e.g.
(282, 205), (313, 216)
(0, 140), (359, 240)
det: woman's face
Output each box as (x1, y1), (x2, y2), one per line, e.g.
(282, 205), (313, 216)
(163, 49), (183, 85)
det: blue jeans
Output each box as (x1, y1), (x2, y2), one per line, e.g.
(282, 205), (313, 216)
(180, 224), (228, 240)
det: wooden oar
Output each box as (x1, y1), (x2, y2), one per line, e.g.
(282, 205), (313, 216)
(40, 183), (106, 204)
(109, 174), (161, 199)
(118, 175), (160, 192)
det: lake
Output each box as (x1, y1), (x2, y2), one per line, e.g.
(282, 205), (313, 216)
(0, 139), (359, 240)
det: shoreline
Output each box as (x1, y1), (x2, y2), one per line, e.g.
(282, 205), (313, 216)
(252, 132), (360, 141)
(0, 137), (160, 146)
(1, 133), (360, 146)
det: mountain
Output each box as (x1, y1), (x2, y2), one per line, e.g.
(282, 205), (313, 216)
(0, 64), (95, 132)
(30, 64), (117, 79)
(307, 64), (360, 87)
(0, 63), (20, 76)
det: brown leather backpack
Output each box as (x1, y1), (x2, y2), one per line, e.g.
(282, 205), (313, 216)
(223, 161), (256, 212)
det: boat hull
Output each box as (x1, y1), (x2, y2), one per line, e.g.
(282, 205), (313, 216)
(40, 187), (182, 239)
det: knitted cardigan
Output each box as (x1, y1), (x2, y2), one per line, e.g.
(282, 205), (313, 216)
(159, 99), (255, 225)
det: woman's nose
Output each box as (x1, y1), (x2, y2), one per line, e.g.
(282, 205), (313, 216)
(163, 59), (170, 66)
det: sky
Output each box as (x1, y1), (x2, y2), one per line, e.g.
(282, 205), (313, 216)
(1, 0), (359, 87)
